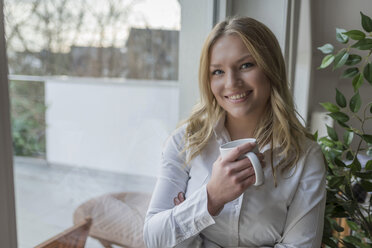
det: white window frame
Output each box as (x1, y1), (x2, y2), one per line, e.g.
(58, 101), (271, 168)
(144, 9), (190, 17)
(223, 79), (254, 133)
(178, 0), (234, 120)
(178, 0), (215, 119)
(0, 0), (18, 246)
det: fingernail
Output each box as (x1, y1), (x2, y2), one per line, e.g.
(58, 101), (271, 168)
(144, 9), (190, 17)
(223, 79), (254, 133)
(178, 192), (185, 200)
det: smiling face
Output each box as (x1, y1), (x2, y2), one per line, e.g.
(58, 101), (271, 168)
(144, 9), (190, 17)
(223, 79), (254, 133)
(209, 34), (271, 123)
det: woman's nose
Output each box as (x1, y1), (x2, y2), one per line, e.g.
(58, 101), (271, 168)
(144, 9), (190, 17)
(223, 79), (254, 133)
(225, 70), (241, 88)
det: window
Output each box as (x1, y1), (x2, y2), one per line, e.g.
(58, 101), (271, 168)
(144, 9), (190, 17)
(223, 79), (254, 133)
(4, 0), (180, 246)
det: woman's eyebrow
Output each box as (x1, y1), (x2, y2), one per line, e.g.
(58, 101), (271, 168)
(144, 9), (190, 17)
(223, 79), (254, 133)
(210, 54), (253, 68)
(210, 64), (221, 68)
(236, 54), (252, 62)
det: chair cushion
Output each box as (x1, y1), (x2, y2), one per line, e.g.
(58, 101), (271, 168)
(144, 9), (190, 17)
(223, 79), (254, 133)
(73, 192), (151, 248)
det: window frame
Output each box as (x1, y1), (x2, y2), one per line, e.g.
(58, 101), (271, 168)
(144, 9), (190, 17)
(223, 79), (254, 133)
(0, 0), (18, 246)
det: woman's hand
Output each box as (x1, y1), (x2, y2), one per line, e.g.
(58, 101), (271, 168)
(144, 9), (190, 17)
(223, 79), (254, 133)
(206, 142), (265, 216)
(173, 192), (185, 206)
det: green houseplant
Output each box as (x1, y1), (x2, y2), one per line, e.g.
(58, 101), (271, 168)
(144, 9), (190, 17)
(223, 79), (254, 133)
(317, 11), (372, 248)
(9, 80), (46, 157)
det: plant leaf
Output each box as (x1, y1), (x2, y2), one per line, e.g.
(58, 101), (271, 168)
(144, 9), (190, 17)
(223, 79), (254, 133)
(329, 176), (345, 188)
(313, 130), (318, 141)
(345, 184), (354, 201)
(322, 236), (338, 248)
(320, 102), (340, 112)
(328, 149), (343, 161)
(361, 11), (372, 32)
(343, 236), (362, 247)
(348, 127), (362, 135)
(363, 62), (372, 84)
(336, 28), (349, 43)
(336, 89), (347, 108)
(326, 125), (338, 141)
(319, 137), (335, 147)
(345, 220), (359, 231)
(337, 120), (350, 128)
(355, 171), (372, 179)
(343, 131), (353, 146)
(319, 54), (334, 69)
(330, 206), (348, 218)
(345, 54), (362, 66)
(351, 38), (372, 50)
(362, 134), (372, 144)
(351, 158), (362, 172)
(335, 158), (347, 167)
(349, 92), (361, 113)
(343, 30), (366, 40)
(317, 43), (334, 54)
(346, 151), (354, 160)
(341, 67), (359, 78)
(361, 180), (372, 191)
(352, 73), (364, 92)
(368, 146), (372, 157)
(366, 160), (372, 171)
(333, 49), (349, 69)
(329, 112), (349, 123)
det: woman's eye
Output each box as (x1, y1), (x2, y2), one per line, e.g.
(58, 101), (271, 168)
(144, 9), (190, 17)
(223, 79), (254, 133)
(241, 62), (254, 69)
(212, 69), (224, 75)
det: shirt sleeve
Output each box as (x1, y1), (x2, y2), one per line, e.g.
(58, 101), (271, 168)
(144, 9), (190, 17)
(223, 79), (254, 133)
(274, 143), (327, 248)
(143, 130), (216, 248)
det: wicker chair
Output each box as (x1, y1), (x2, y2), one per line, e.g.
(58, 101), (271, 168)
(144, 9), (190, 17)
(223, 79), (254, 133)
(35, 218), (92, 248)
(73, 192), (152, 248)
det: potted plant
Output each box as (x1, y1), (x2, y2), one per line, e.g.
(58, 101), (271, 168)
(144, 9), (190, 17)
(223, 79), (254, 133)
(317, 11), (372, 248)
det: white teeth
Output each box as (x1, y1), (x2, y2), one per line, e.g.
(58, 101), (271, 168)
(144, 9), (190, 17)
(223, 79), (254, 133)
(228, 92), (246, 100)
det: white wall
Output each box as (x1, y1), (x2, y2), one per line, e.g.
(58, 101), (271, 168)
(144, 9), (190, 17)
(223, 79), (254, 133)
(45, 78), (179, 177)
(178, 0), (215, 120)
(231, 0), (289, 53)
(293, 0), (312, 124)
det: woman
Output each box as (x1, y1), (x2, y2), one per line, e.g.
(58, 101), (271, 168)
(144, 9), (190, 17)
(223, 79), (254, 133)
(143, 17), (326, 248)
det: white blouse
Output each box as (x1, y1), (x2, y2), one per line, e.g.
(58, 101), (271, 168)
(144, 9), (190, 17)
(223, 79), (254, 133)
(143, 117), (326, 248)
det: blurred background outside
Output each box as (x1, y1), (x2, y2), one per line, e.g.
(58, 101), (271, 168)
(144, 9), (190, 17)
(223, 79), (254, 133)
(4, 0), (180, 246)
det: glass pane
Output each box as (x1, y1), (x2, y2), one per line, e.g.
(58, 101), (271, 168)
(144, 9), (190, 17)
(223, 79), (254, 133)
(4, 0), (180, 247)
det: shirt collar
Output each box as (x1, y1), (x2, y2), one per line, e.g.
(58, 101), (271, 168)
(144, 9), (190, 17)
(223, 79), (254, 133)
(212, 112), (226, 136)
(212, 112), (230, 146)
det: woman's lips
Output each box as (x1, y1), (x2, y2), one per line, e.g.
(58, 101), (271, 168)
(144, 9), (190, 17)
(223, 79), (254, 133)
(225, 90), (252, 103)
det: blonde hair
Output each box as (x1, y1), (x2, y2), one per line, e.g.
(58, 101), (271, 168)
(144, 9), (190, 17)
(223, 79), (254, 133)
(180, 17), (310, 185)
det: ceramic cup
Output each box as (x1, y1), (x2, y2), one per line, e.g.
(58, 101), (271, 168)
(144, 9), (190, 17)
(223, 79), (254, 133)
(219, 138), (264, 186)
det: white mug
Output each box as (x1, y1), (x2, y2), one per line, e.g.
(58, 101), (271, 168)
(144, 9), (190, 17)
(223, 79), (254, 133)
(219, 138), (264, 186)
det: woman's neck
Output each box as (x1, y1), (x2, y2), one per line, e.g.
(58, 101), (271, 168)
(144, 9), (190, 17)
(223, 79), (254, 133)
(225, 114), (259, 141)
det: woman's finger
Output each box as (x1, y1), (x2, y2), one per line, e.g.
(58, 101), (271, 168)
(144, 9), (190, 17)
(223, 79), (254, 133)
(174, 197), (180, 205)
(178, 192), (185, 201)
(241, 174), (256, 188)
(233, 165), (255, 182)
(227, 157), (252, 173)
(222, 142), (256, 162)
